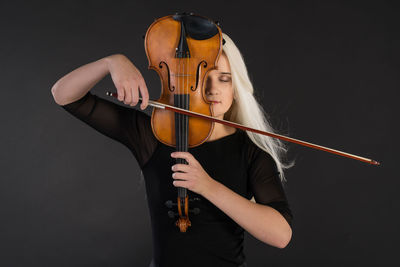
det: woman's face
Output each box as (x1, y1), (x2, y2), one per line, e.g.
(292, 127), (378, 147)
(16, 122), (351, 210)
(205, 52), (234, 119)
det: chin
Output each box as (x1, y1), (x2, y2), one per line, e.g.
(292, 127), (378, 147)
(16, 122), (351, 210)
(214, 112), (228, 120)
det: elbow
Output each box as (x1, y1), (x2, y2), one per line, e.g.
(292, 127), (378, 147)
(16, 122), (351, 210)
(51, 79), (60, 95)
(51, 83), (59, 102)
(51, 83), (64, 106)
(276, 225), (292, 249)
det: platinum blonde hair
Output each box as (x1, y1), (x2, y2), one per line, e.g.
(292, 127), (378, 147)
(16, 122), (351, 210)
(221, 32), (293, 182)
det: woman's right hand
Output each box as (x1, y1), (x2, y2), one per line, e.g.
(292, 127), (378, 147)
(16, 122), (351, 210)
(106, 54), (149, 110)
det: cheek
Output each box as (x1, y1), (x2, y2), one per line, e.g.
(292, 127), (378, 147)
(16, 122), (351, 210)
(226, 86), (234, 102)
(222, 88), (234, 109)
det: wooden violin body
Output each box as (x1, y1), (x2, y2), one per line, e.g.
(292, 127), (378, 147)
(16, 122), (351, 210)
(145, 13), (222, 147)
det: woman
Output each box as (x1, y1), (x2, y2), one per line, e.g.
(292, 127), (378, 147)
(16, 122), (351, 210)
(51, 32), (293, 267)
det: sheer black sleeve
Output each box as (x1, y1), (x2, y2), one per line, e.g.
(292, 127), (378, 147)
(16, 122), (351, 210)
(246, 140), (293, 227)
(59, 91), (157, 169)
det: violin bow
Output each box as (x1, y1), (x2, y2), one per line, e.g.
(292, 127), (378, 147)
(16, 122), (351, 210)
(106, 91), (380, 166)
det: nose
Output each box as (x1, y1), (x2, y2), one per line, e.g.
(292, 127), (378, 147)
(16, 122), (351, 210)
(205, 76), (219, 95)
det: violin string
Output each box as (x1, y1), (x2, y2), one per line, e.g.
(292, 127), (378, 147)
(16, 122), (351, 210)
(179, 54), (183, 197)
(184, 51), (189, 210)
(178, 55), (180, 157)
(187, 56), (189, 152)
(176, 55), (179, 156)
(181, 55), (184, 158)
(184, 54), (188, 191)
(183, 54), (186, 154)
(180, 51), (186, 199)
(179, 55), (182, 157)
(176, 53), (180, 197)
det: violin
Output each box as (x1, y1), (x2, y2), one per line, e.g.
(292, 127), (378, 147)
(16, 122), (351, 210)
(106, 12), (380, 232)
(138, 13), (222, 232)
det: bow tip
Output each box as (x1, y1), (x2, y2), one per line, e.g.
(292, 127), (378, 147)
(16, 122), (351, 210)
(371, 160), (381, 166)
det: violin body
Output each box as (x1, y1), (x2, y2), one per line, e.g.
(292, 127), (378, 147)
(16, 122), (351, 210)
(144, 13), (223, 147)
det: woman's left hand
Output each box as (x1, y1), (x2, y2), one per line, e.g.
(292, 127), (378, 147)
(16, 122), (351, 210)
(170, 151), (216, 196)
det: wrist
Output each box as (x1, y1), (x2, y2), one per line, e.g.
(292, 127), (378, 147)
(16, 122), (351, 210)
(103, 53), (123, 70)
(201, 177), (221, 200)
(103, 54), (115, 70)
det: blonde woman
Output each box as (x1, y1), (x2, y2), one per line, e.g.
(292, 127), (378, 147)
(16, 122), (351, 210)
(51, 32), (293, 267)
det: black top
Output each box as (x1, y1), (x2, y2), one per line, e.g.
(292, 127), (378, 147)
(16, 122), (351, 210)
(60, 91), (293, 267)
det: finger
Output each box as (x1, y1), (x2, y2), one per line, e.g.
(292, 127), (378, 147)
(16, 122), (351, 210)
(170, 152), (194, 164)
(131, 84), (139, 106)
(131, 86), (135, 107)
(124, 85), (132, 105)
(139, 81), (149, 110)
(172, 172), (187, 180)
(173, 180), (187, 188)
(116, 86), (125, 102)
(171, 164), (190, 172)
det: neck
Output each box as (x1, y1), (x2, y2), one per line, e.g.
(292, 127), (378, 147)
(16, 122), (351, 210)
(207, 121), (237, 141)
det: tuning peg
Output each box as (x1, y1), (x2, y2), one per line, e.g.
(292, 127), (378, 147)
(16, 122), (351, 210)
(168, 208), (200, 219)
(190, 208), (200, 215)
(166, 198), (200, 208)
(168, 210), (178, 218)
(165, 200), (177, 208)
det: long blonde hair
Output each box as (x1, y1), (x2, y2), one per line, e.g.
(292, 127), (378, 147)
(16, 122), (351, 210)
(222, 32), (293, 182)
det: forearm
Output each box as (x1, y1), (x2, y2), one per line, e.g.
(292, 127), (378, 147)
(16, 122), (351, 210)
(202, 179), (292, 248)
(51, 55), (115, 105)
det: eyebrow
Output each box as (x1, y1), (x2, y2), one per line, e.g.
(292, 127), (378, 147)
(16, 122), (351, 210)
(215, 67), (231, 75)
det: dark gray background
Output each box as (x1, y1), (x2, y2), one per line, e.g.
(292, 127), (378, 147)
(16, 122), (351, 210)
(1, 0), (398, 266)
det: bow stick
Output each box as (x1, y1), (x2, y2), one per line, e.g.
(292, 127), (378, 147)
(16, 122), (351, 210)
(106, 91), (380, 166)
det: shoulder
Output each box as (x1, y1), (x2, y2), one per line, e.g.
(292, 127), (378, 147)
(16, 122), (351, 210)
(238, 130), (278, 173)
(239, 130), (275, 163)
